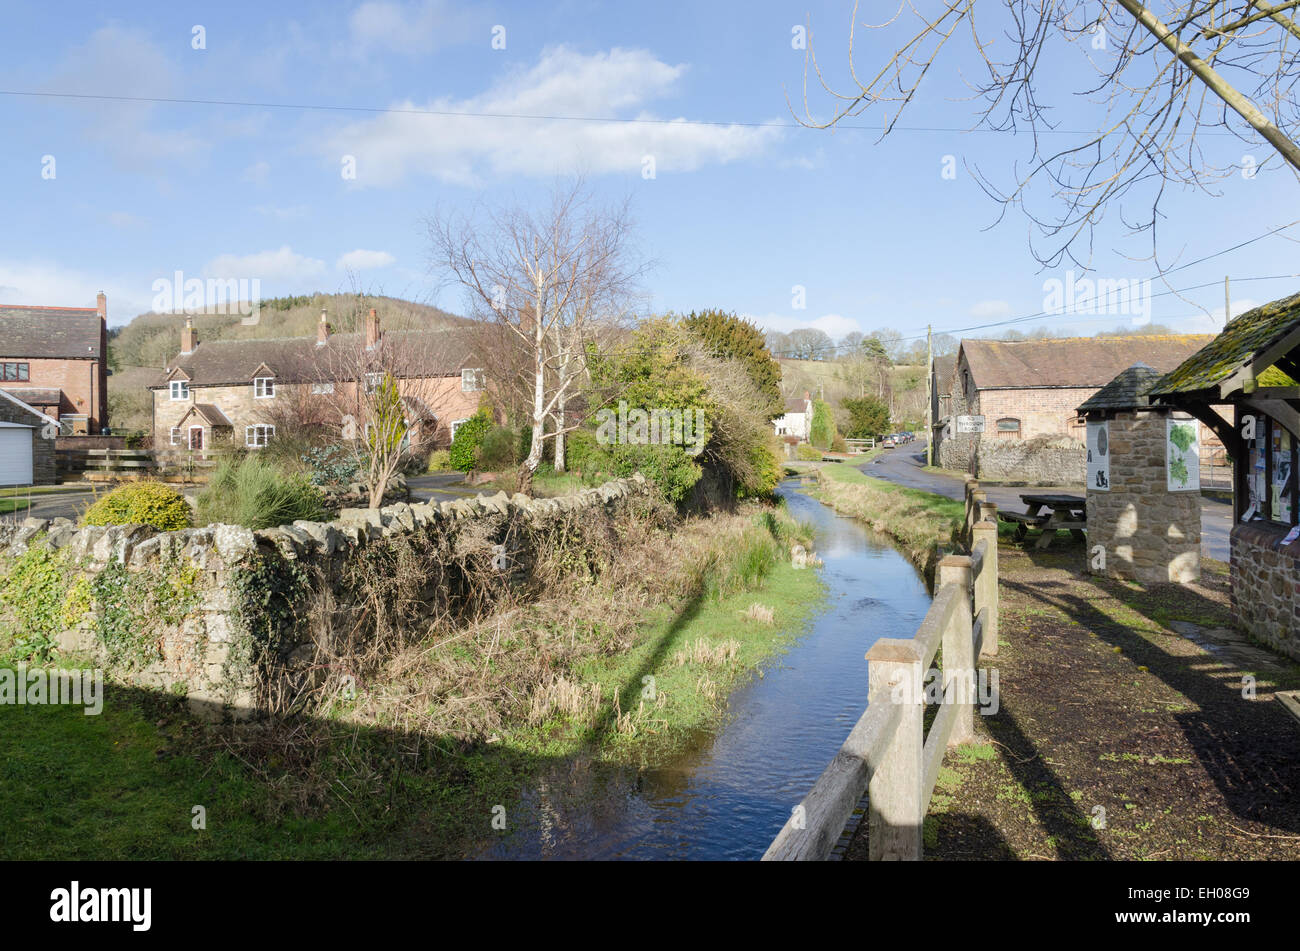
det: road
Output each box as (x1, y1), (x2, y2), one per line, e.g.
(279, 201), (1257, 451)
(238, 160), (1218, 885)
(860, 446), (1232, 562)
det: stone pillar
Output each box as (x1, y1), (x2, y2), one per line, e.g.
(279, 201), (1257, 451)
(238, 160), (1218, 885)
(1086, 407), (1201, 584)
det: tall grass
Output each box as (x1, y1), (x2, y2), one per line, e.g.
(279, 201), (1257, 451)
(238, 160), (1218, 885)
(196, 455), (326, 530)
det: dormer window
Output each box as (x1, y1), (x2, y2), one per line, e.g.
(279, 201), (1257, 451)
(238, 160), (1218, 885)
(170, 381), (189, 401)
(253, 376), (275, 398)
(461, 368), (484, 392)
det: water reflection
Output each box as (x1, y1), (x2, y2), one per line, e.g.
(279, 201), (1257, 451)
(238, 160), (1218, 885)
(474, 477), (932, 860)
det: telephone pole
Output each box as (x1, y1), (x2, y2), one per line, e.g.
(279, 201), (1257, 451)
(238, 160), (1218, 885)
(925, 324), (933, 467)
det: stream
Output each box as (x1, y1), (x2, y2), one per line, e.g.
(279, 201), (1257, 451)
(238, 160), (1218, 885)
(475, 474), (933, 860)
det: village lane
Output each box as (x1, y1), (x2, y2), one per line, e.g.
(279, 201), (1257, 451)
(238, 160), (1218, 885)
(861, 446), (1231, 561)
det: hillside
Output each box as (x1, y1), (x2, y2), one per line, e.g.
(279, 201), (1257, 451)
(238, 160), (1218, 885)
(779, 358), (929, 430)
(105, 292), (468, 434)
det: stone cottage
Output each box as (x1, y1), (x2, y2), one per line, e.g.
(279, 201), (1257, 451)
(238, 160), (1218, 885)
(149, 308), (484, 454)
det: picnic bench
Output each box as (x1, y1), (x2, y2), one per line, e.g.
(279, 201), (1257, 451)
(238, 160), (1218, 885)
(998, 493), (1087, 550)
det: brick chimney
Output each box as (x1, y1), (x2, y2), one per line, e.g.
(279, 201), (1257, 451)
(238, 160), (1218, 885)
(96, 291), (106, 320)
(181, 317), (198, 355)
(365, 308), (381, 350)
(317, 308), (330, 346)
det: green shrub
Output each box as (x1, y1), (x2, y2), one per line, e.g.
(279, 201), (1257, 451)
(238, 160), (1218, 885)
(81, 482), (192, 531)
(426, 449), (452, 472)
(831, 433), (847, 453)
(196, 455), (326, 530)
(301, 444), (360, 486)
(478, 425), (519, 471)
(810, 399), (836, 449)
(0, 545), (67, 662)
(797, 444), (823, 461)
(449, 410), (493, 472)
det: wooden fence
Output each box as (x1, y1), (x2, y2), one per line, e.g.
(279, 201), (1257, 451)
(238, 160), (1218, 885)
(57, 448), (220, 481)
(763, 479), (999, 861)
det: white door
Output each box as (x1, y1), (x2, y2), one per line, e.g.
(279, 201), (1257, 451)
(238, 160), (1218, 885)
(0, 425), (34, 486)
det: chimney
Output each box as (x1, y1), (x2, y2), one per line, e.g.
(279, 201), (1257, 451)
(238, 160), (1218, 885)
(181, 317), (198, 355)
(317, 308), (330, 346)
(804, 390), (811, 402)
(365, 308), (381, 350)
(96, 291), (106, 319)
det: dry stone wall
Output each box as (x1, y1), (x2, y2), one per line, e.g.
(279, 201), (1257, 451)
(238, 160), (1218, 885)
(0, 474), (650, 720)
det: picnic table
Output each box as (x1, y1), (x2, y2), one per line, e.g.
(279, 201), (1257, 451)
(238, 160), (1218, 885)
(997, 493), (1087, 550)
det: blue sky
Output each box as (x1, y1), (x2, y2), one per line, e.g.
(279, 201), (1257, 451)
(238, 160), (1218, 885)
(1, 0), (1296, 346)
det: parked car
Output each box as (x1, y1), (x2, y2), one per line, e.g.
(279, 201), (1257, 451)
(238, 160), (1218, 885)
(882, 435), (896, 448)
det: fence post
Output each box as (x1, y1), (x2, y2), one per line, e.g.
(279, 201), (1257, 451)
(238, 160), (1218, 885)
(866, 638), (924, 861)
(938, 556), (975, 747)
(971, 519), (999, 658)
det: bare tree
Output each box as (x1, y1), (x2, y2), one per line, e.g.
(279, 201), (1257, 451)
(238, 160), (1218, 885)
(312, 294), (466, 508)
(796, 1), (1300, 269)
(428, 181), (646, 492)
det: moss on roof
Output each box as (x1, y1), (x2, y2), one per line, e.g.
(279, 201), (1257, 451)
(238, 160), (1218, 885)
(1150, 290), (1300, 395)
(1076, 363), (1160, 414)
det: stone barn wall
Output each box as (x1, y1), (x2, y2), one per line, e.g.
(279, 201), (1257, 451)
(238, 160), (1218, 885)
(1230, 523), (1300, 661)
(975, 435), (1085, 484)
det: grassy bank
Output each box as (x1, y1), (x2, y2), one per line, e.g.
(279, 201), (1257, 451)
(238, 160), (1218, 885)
(0, 499), (827, 859)
(806, 463), (964, 578)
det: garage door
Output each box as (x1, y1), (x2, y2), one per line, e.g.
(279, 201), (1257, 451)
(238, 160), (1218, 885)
(0, 424), (34, 486)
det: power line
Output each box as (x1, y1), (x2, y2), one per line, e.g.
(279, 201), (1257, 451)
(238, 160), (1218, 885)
(0, 87), (1257, 138)
(766, 221), (1300, 359)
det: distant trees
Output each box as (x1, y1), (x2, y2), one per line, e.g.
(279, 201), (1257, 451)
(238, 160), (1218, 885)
(786, 327), (835, 360)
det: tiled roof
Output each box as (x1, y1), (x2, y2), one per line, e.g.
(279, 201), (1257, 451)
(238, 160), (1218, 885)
(152, 328), (479, 388)
(0, 305), (102, 359)
(932, 355), (955, 394)
(962, 334), (1214, 390)
(1076, 363), (1160, 413)
(0, 387), (61, 406)
(783, 397), (809, 414)
(1149, 290), (1300, 396)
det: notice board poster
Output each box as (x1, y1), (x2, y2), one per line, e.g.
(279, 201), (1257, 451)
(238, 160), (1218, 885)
(1166, 418), (1201, 492)
(1087, 421), (1110, 491)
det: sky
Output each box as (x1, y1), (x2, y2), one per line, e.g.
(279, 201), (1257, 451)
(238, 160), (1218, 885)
(1, 0), (1297, 350)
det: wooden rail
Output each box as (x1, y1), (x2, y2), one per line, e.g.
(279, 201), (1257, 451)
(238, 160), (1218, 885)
(763, 480), (999, 861)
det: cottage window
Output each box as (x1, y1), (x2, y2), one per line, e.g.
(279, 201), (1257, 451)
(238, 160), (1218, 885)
(245, 424), (275, 448)
(169, 380), (189, 400)
(461, 368), (484, 392)
(1, 362), (29, 381)
(253, 377), (275, 398)
(170, 427), (182, 446)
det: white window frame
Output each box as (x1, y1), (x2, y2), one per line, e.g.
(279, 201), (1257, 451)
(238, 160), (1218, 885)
(170, 427), (182, 446)
(311, 382), (334, 395)
(461, 368), (483, 392)
(449, 418), (470, 440)
(364, 372), (383, 394)
(170, 380), (189, 401)
(245, 424), (275, 448)
(253, 376), (275, 399)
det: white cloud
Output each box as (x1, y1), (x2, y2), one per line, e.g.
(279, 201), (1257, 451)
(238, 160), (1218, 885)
(969, 299), (1011, 319)
(0, 260), (148, 327)
(745, 312), (863, 339)
(203, 246), (327, 283)
(325, 45), (782, 185)
(337, 249), (396, 270)
(348, 0), (478, 55)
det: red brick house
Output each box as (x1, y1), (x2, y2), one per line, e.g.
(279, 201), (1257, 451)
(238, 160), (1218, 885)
(149, 309), (484, 453)
(0, 293), (110, 434)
